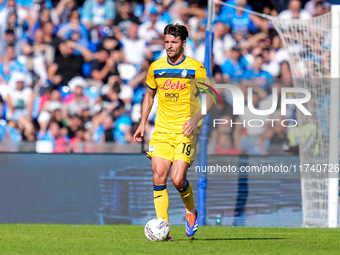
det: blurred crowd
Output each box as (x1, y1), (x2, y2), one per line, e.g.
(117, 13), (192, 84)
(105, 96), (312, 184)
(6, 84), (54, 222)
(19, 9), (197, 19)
(0, 0), (330, 153)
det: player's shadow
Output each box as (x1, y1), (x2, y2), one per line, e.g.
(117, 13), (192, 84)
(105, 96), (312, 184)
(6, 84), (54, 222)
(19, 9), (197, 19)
(175, 237), (286, 242)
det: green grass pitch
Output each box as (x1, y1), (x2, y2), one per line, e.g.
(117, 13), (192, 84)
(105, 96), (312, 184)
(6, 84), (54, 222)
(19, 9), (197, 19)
(0, 224), (340, 254)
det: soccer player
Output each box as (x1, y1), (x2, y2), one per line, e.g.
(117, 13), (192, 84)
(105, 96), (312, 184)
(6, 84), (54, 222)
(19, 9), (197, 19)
(133, 23), (214, 240)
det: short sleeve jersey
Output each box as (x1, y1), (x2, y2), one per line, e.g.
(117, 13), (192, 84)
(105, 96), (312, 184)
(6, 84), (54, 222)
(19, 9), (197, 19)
(146, 56), (208, 133)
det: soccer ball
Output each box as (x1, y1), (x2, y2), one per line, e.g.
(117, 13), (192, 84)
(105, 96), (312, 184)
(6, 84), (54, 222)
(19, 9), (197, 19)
(144, 218), (170, 241)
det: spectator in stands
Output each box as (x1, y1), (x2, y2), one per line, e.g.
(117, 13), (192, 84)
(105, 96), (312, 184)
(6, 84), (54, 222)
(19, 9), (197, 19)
(244, 54), (274, 91)
(305, 0), (330, 17)
(155, 0), (172, 24)
(252, 17), (280, 50)
(39, 85), (55, 113)
(227, 0), (258, 35)
(41, 88), (63, 112)
(221, 0), (253, 15)
(79, 102), (92, 131)
(38, 120), (68, 152)
(261, 48), (280, 77)
(133, 0), (155, 22)
(101, 113), (115, 142)
(41, 21), (63, 54)
(90, 43), (119, 84)
(279, 0), (311, 20)
(0, 45), (29, 83)
(47, 40), (93, 86)
(118, 23), (147, 69)
(28, 0), (52, 14)
(82, 0), (115, 42)
(210, 113), (240, 155)
(121, 58), (149, 113)
(221, 46), (248, 82)
(21, 120), (38, 141)
(28, 7), (53, 41)
(6, 73), (34, 122)
(0, 0), (28, 32)
(210, 0), (229, 26)
(57, 9), (89, 49)
(173, 4), (205, 37)
(3, 10), (27, 40)
(212, 21), (228, 66)
(48, 102), (65, 131)
(215, 132), (240, 155)
(69, 126), (86, 152)
(313, 1), (330, 16)
(65, 76), (90, 116)
(138, 7), (166, 58)
(168, 0), (188, 21)
(4, 120), (22, 142)
(102, 75), (123, 106)
(113, 0), (140, 37)
(18, 42), (48, 87)
(0, 28), (26, 56)
(31, 28), (55, 66)
(100, 32), (122, 52)
(113, 102), (133, 144)
(92, 111), (115, 143)
(66, 113), (84, 140)
(278, 61), (293, 87)
(52, 0), (78, 25)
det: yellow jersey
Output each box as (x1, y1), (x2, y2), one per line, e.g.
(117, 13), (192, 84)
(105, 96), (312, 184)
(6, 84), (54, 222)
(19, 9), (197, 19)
(146, 56), (208, 133)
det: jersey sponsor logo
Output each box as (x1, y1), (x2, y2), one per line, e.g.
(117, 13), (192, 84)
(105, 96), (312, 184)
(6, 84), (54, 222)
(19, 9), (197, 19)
(161, 79), (186, 90)
(165, 93), (179, 102)
(158, 71), (166, 76)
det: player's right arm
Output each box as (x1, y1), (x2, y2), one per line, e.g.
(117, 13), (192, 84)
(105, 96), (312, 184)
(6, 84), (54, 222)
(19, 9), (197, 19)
(133, 87), (157, 142)
(134, 63), (157, 142)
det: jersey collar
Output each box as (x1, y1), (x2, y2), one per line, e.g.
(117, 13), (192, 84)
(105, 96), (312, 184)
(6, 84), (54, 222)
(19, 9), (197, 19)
(167, 55), (186, 66)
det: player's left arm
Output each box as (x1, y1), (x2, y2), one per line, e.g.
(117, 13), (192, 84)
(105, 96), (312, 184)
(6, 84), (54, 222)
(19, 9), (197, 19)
(182, 64), (215, 137)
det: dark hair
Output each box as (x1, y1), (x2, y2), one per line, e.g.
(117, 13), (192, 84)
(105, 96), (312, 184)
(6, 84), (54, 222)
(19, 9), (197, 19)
(164, 23), (188, 41)
(5, 28), (14, 35)
(315, 1), (323, 7)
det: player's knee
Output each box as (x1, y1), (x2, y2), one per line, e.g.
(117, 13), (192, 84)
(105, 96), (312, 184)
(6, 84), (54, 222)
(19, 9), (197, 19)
(171, 176), (186, 190)
(153, 171), (167, 184)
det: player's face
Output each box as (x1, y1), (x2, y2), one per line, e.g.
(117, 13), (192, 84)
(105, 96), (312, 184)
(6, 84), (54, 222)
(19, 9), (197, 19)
(164, 34), (186, 60)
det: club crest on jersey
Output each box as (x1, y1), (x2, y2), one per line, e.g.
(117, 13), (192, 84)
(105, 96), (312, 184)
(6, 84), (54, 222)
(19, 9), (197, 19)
(181, 69), (187, 78)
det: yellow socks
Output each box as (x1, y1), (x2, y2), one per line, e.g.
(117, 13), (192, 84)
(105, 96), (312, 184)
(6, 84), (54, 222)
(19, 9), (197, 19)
(154, 181), (195, 224)
(178, 180), (195, 212)
(153, 184), (169, 224)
